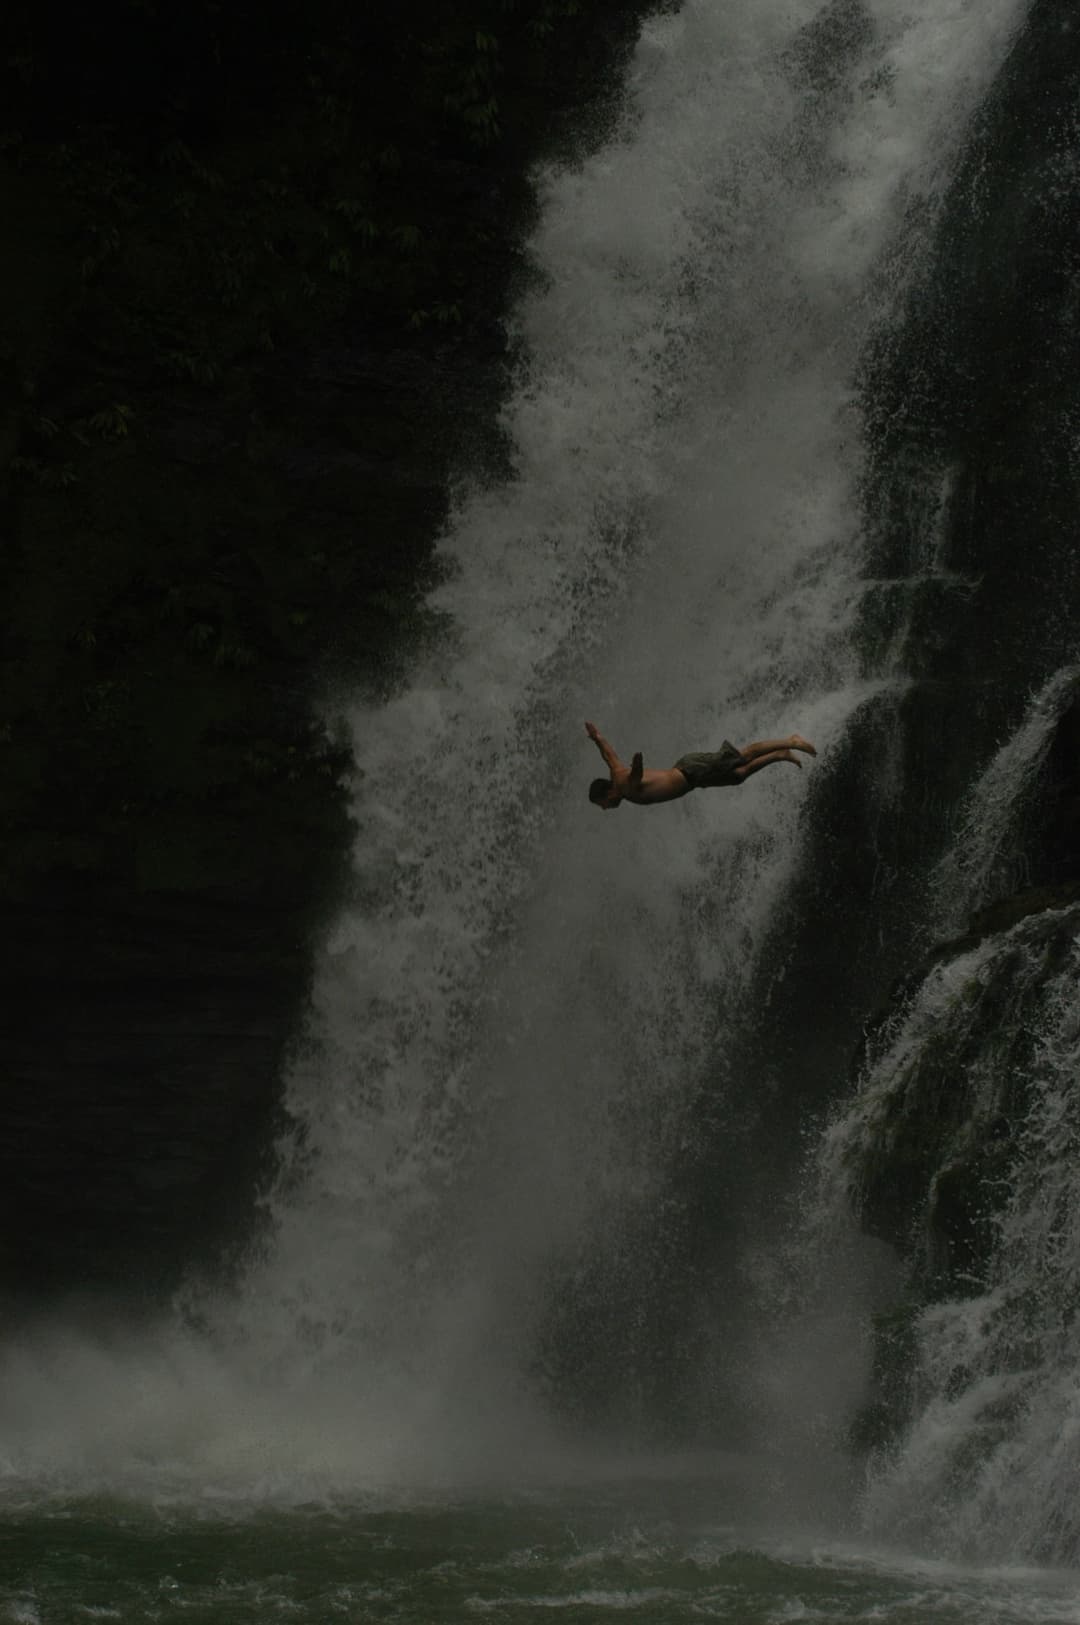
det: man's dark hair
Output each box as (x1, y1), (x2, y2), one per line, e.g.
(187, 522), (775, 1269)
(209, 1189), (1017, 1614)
(589, 778), (612, 805)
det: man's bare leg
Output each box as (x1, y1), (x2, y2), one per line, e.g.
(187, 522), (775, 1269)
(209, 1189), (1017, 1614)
(735, 748), (801, 779)
(737, 734), (816, 760)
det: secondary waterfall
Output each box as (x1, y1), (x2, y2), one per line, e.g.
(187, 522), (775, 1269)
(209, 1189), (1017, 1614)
(862, 917), (1080, 1560)
(0, 0), (1041, 1533)
(808, 655), (1080, 1562)
(931, 667), (1080, 940)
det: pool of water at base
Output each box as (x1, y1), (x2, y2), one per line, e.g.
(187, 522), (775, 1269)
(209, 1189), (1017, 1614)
(2, 1481), (1078, 1625)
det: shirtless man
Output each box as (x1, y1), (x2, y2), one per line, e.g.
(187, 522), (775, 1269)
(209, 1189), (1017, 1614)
(586, 721), (816, 809)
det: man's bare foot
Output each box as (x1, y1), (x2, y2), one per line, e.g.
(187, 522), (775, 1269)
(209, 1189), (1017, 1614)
(789, 734), (816, 756)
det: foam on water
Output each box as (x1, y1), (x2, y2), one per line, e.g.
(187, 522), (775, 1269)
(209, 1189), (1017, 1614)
(5, 1500), (1080, 1625)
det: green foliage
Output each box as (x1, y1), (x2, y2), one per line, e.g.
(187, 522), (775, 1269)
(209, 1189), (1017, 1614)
(10, 454), (78, 488)
(333, 199), (379, 238)
(81, 403), (134, 440)
(163, 349), (222, 386)
(161, 140), (224, 191)
(408, 301), (463, 330)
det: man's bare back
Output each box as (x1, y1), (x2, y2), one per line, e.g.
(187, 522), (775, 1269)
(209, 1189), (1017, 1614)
(585, 721), (816, 810)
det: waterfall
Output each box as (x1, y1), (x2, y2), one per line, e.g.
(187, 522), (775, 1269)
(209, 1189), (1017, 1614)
(803, 644), (1080, 1561)
(814, 904), (1080, 1562)
(0, 0), (1032, 1502)
(931, 667), (1080, 938)
(221, 0), (1030, 1465)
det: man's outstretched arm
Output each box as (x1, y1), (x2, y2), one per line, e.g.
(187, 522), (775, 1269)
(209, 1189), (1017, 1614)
(585, 721), (626, 777)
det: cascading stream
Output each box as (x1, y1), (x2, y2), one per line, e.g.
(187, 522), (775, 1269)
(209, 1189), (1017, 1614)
(813, 906), (1080, 1563)
(798, 645), (1080, 1563)
(0, 0), (1032, 1505)
(931, 666), (1080, 939)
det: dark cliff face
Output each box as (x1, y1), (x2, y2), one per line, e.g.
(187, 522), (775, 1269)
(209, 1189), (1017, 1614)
(0, 1), (665, 1301)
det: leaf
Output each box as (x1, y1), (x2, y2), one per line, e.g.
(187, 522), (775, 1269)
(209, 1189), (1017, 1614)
(163, 351), (220, 387)
(186, 622), (216, 651)
(86, 403), (133, 439)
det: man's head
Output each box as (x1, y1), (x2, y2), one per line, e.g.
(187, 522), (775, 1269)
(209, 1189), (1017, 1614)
(589, 777), (618, 809)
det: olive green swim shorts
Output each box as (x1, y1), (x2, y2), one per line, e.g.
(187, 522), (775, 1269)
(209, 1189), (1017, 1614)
(673, 742), (746, 790)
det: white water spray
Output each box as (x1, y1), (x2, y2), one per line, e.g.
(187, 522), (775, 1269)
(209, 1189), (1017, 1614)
(0, 0), (1031, 1498)
(806, 639), (1080, 1561)
(931, 665), (1080, 937)
(837, 916), (1080, 1563)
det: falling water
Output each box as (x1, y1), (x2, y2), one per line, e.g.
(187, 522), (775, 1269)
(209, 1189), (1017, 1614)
(805, 643), (1080, 1562)
(815, 907), (1080, 1563)
(931, 665), (1080, 938)
(0, 0), (1034, 1527)
(219, 0), (1031, 1481)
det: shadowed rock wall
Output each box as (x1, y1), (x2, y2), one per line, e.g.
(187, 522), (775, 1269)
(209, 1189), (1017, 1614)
(0, 0), (666, 1299)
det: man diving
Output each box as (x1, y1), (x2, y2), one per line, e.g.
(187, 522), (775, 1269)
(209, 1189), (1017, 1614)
(585, 720), (816, 810)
